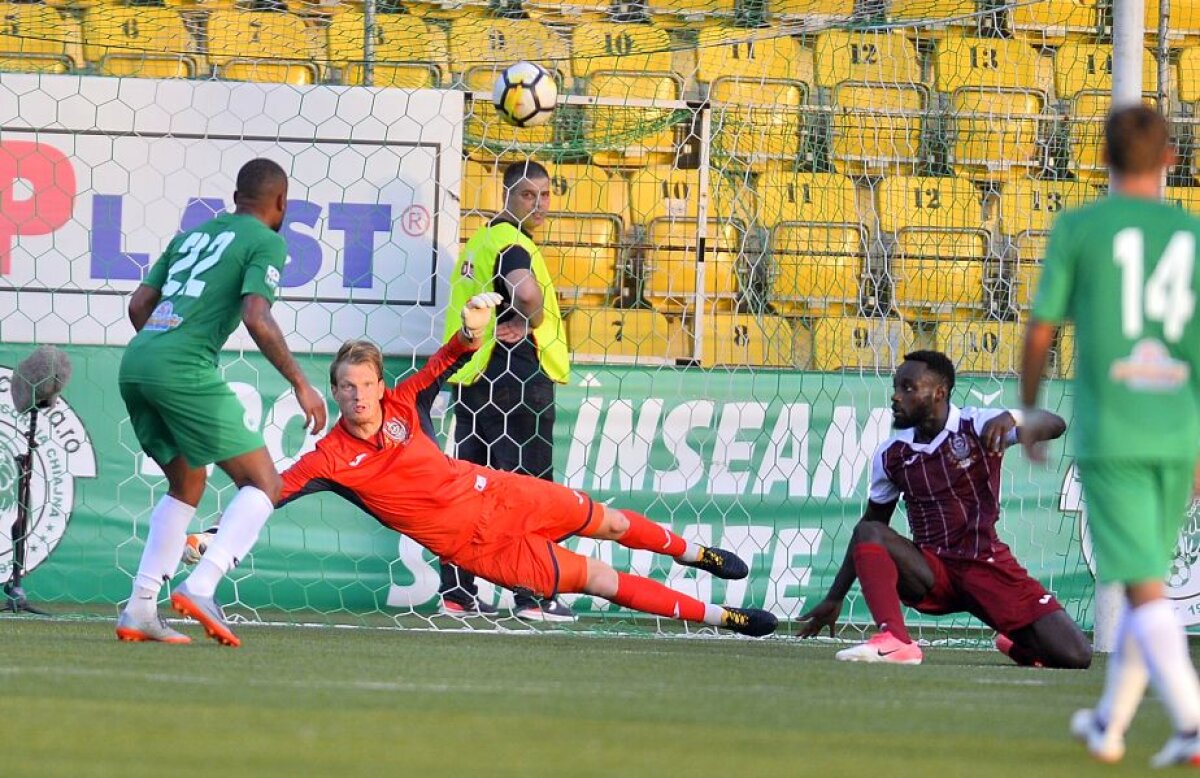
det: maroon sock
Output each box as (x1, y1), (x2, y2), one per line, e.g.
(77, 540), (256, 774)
(1004, 639), (1044, 667)
(852, 543), (912, 643)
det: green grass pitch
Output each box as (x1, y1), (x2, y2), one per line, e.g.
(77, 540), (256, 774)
(0, 616), (1187, 777)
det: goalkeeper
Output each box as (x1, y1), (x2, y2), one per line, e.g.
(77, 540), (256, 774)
(272, 293), (777, 636)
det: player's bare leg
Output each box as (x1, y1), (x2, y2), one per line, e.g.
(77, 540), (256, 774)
(580, 557), (776, 637)
(998, 610), (1092, 669)
(171, 447), (281, 648)
(585, 506), (749, 580)
(834, 521), (930, 664)
(116, 455), (205, 644)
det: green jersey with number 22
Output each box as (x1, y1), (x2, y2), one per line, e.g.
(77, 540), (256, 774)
(1034, 194), (1200, 460)
(123, 213), (287, 378)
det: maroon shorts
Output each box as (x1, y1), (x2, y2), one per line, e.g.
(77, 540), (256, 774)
(900, 548), (1063, 635)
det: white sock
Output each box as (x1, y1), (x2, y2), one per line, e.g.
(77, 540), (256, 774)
(1128, 599), (1200, 733)
(183, 486), (274, 598)
(1095, 607), (1148, 737)
(126, 495), (196, 617)
(675, 542), (702, 564)
(703, 603), (725, 626)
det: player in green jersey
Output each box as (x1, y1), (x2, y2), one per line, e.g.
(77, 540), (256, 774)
(1021, 105), (1200, 768)
(115, 158), (326, 648)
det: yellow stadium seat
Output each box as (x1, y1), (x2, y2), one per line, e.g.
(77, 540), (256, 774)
(570, 22), (673, 79)
(829, 84), (927, 174)
(1165, 186), (1200, 217)
(1146, 0), (1200, 43)
(700, 313), (794, 367)
(448, 17), (567, 79)
(813, 30), (922, 89)
(889, 0), (975, 21)
(1056, 324), (1075, 379)
(84, 7), (195, 78)
(629, 167), (749, 312)
(327, 12), (445, 87)
(1054, 43), (1158, 99)
(585, 73), (683, 167)
(644, 0), (734, 17)
(543, 163), (628, 223)
(566, 306), (677, 363)
(460, 160), (503, 216)
(1010, 0), (1100, 45)
(208, 11), (317, 84)
(709, 79), (805, 169)
(757, 171), (862, 315)
(935, 37), (1042, 93)
(0, 4), (77, 73)
(937, 320), (1021, 374)
(769, 0), (854, 17)
(877, 176), (988, 320)
(1177, 46), (1200, 103)
(522, 0), (611, 23)
(540, 215), (622, 307)
(697, 26), (814, 84)
(999, 179), (1097, 236)
(948, 90), (1045, 179)
(810, 316), (914, 372)
(1010, 231), (1045, 313)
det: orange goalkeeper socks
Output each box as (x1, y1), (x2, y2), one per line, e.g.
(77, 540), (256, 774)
(612, 572), (708, 622)
(615, 510), (691, 558)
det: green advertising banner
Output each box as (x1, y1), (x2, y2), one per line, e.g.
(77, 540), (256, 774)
(1, 343), (1118, 633)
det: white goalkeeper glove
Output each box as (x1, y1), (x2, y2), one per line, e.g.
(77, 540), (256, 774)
(180, 526), (218, 565)
(460, 291), (504, 341)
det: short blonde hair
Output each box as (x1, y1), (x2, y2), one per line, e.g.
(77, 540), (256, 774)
(330, 339), (384, 386)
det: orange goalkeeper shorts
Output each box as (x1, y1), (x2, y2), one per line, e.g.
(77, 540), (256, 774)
(450, 472), (604, 598)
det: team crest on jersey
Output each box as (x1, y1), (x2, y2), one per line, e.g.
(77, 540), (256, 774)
(948, 434), (973, 468)
(383, 419), (409, 444)
(144, 301), (183, 332)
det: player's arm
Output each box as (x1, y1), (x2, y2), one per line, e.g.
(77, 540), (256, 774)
(394, 293), (502, 411)
(127, 245), (173, 331)
(277, 445), (334, 507)
(977, 407), (1067, 452)
(496, 245), (544, 344)
(797, 500), (897, 638)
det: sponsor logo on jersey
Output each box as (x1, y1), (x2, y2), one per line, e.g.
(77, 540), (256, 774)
(144, 301), (183, 332)
(1110, 338), (1189, 392)
(265, 265), (280, 293)
(0, 367), (97, 580)
(1062, 463), (1200, 626)
(382, 419), (409, 444)
(348, 453), (367, 467)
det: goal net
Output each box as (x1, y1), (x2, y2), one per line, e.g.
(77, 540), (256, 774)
(2, 0), (1196, 639)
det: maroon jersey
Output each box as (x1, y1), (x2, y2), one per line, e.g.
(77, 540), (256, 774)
(868, 405), (1016, 561)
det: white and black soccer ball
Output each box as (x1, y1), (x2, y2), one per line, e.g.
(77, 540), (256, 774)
(493, 61), (557, 128)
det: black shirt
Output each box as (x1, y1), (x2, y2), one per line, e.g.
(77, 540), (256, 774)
(485, 217), (541, 382)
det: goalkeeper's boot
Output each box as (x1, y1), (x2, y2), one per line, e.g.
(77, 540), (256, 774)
(115, 610), (191, 644)
(1151, 731), (1200, 769)
(1070, 708), (1125, 764)
(721, 607), (777, 637)
(676, 547), (749, 580)
(170, 581), (241, 648)
(835, 631), (923, 665)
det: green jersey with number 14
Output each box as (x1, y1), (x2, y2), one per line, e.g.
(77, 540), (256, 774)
(1033, 194), (1200, 460)
(122, 213), (286, 378)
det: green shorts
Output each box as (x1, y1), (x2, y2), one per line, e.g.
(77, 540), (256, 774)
(1077, 459), (1193, 585)
(119, 372), (264, 468)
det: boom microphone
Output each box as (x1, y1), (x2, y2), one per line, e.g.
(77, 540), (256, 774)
(10, 345), (72, 415)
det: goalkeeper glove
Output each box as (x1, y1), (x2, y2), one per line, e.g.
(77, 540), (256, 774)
(460, 292), (504, 341)
(181, 526), (218, 565)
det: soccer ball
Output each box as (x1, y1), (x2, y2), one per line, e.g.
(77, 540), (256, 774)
(493, 61), (557, 128)
(181, 527), (218, 565)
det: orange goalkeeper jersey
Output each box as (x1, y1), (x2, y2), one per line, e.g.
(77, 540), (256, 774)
(279, 336), (508, 559)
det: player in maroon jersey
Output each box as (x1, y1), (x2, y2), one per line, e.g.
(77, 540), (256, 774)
(797, 350), (1092, 667)
(274, 293), (777, 637)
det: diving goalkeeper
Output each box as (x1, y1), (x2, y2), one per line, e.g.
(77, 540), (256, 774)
(274, 293), (777, 636)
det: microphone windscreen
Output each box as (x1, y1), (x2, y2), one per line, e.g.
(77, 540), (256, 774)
(11, 345), (72, 414)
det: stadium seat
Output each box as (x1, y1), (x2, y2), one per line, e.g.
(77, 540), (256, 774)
(1165, 186), (1200, 217)
(541, 215), (622, 307)
(936, 320), (1021, 375)
(566, 306), (676, 363)
(1056, 324), (1075, 379)
(629, 167), (748, 312)
(999, 179), (1097, 313)
(460, 160), (503, 216)
(810, 316), (914, 372)
(1146, 0), (1200, 44)
(1056, 44), (1158, 181)
(814, 30), (927, 173)
(934, 38), (1048, 179)
(208, 10), (318, 84)
(544, 163), (629, 224)
(1009, 0), (1100, 45)
(571, 22), (674, 79)
(700, 28), (813, 169)
(644, 0), (735, 18)
(756, 170), (864, 315)
(327, 12), (446, 87)
(0, 4), (77, 73)
(877, 175), (989, 320)
(584, 72), (683, 167)
(700, 313), (794, 367)
(1179, 46), (1200, 105)
(448, 17), (568, 85)
(83, 6), (196, 78)
(888, 0), (976, 33)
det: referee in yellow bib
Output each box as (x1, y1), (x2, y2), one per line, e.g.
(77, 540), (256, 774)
(438, 160), (574, 622)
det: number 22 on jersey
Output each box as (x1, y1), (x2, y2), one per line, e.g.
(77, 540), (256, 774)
(161, 231), (236, 298)
(1114, 227), (1197, 342)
